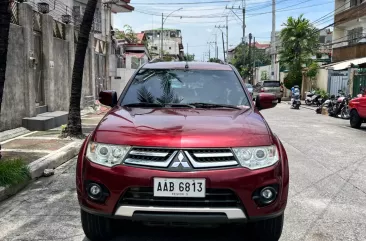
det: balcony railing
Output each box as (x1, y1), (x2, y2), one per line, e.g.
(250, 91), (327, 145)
(334, 3), (366, 26)
(332, 43), (366, 62)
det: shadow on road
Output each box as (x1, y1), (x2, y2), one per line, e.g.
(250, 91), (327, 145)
(82, 224), (250, 241)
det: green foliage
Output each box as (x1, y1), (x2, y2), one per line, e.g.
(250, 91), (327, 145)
(261, 71), (269, 80)
(0, 159), (30, 187)
(185, 54), (195, 61)
(279, 15), (319, 89)
(284, 65), (302, 90)
(307, 62), (319, 79)
(209, 58), (222, 63)
(231, 43), (271, 78)
(314, 88), (329, 99)
(115, 25), (139, 44)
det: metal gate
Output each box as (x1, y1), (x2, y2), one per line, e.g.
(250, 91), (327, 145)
(353, 70), (366, 97)
(328, 70), (349, 96)
(95, 53), (106, 97)
(34, 32), (44, 106)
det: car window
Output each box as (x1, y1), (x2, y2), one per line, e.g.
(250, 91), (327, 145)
(121, 69), (250, 107)
(263, 81), (280, 87)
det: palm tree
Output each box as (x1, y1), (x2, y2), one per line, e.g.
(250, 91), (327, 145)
(279, 15), (319, 66)
(279, 15), (319, 89)
(65, 0), (98, 137)
(0, 1), (12, 159)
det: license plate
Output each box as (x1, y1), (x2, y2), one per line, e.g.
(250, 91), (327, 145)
(153, 178), (206, 198)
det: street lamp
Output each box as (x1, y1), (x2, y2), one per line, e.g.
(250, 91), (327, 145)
(160, 8), (183, 58)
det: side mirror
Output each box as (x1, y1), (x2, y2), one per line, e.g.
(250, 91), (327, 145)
(256, 93), (277, 110)
(99, 90), (118, 107)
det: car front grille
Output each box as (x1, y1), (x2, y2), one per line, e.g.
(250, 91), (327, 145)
(119, 187), (242, 208)
(124, 147), (239, 169)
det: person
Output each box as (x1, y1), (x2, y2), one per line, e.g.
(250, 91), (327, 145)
(291, 85), (300, 106)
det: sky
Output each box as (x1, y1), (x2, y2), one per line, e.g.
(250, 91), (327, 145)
(113, 0), (335, 61)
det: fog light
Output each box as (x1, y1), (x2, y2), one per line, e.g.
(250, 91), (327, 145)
(87, 183), (102, 200)
(260, 187), (277, 204)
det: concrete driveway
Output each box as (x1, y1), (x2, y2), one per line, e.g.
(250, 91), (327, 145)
(1, 103), (366, 241)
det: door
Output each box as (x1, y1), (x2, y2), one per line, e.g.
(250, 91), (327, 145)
(353, 74), (366, 117)
(95, 53), (106, 97)
(34, 32), (44, 106)
(328, 70), (348, 96)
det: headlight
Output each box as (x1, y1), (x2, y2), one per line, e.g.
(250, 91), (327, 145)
(232, 145), (279, 170)
(86, 142), (130, 167)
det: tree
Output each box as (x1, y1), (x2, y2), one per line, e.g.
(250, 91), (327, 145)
(65, 0), (98, 137)
(115, 25), (139, 44)
(209, 58), (223, 63)
(279, 15), (319, 89)
(306, 61), (319, 90)
(231, 43), (271, 79)
(184, 54), (195, 61)
(0, 1), (12, 159)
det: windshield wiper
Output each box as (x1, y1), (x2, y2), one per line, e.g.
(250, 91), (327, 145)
(123, 102), (165, 108)
(188, 102), (242, 110)
(165, 103), (196, 108)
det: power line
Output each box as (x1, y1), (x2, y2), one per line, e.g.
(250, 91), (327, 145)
(132, 1), (231, 5)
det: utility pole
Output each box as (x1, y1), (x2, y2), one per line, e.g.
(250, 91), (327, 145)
(215, 33), (219, 59)
(271, 0), (276, 80)
(248, 33), (252, 84)
(187, 43), (189, 60)
(227, 2), (245, 66)
(161, 13), (164, 58)
(253, 37), (255, 83)
(208, 41), (215, 60)
(215, 20), (228, 62)
(221, 31), (226, 62)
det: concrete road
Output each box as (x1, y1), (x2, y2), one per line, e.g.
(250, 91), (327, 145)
(1, 103), (366, 241)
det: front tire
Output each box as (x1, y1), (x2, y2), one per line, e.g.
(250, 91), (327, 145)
(247, 214), (284, 241)
(277, 98), (282, 103)
(81, 209), (114, 241)
(305, 99), (311, 105)
(350, 110), (362, 129)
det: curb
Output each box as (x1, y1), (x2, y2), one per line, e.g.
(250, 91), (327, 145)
(0, 140), (83, 201)
(28, 140), (83, 179)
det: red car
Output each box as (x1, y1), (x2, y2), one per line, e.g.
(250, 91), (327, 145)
(76, 62), (289, 241)
(349, 92), (366, 128)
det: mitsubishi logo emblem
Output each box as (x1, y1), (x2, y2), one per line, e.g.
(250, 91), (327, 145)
(171, 151), (191, 169)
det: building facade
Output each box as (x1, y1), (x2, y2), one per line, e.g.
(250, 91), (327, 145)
(332, 0), (366, 62)
(143, 29), (184, 60)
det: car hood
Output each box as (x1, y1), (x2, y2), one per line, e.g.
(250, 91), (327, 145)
(93, 107), (273, 148)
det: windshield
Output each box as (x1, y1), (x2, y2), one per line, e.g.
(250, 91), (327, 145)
(263, 81), (280, 87)
(121, 69), (250, 107)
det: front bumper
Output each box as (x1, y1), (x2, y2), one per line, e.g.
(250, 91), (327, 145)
(77, 160), (287, 223)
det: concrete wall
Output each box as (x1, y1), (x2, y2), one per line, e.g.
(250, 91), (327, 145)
(112, 68), (136, 96)
(316, 68), (329, 91)
(53, 38), (69, 110)
(0, 25), (26, 131)
(1, 3), (107, 131)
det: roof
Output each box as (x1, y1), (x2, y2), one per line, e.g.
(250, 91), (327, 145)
(324, 57), (366, 70)
(252, 42), (270, 49)
(144, 28), (181, 32)
(142, 62), (232, 71)
(136, 33), (145, 43)
(125, 52), (146, 58)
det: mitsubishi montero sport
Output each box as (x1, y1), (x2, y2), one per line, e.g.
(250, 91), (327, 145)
(76, 61), (289, 241)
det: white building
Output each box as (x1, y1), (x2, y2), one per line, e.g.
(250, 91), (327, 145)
(332, 0), (366, 62)
(143, 29), (184, 60)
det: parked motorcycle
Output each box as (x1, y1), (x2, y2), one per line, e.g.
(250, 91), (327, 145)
(340, 94), (352, 119)
(328, 90), (346, 118)
(305, 91), (315, 105)
(305, 91), (322, 106)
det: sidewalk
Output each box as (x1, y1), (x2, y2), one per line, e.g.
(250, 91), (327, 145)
(0, 103), (111, 201)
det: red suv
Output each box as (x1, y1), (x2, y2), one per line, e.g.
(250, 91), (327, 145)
(76, 62), (289, 241)
(349, 92), (366, 128)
